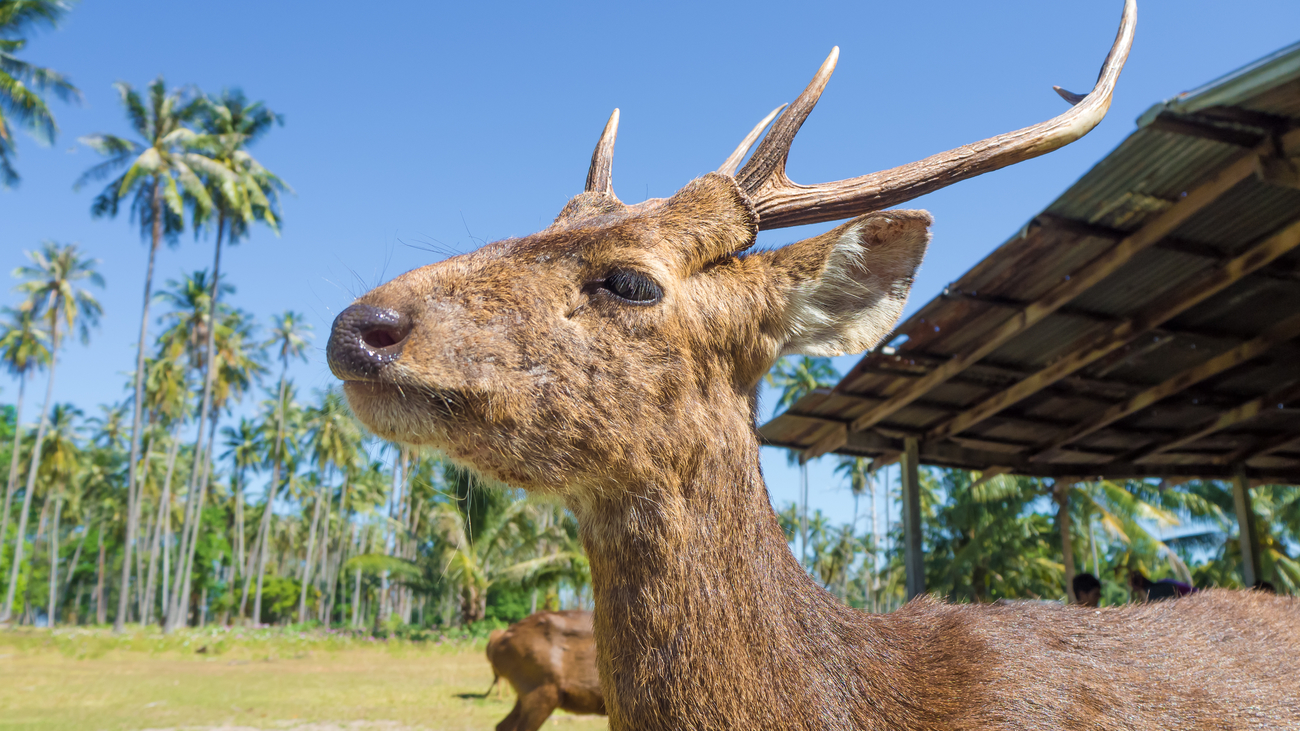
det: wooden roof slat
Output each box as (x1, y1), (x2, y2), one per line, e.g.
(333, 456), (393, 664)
(847, 149), (1264, 436)
(927, 214), (1300, 441)
(1123, 379), (1300, 463)
(1028, 311), (1300, 460)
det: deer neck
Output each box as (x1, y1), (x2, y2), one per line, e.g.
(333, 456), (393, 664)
(570, 408), (905, 730)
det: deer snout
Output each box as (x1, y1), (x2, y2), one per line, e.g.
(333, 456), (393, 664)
(327, 303), (414, 381)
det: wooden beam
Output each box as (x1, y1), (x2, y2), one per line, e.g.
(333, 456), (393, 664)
(1127, 379), (1300, 463)
(800, 422), (847, 462)
(848, 151), (1262, 435)
(1146, 113), (1266, 148)
(1257, 156), (1300, 190)
(1223, 432), (1300, 466)
(1232, 468), (1261, 587)
(1029, 311), (1300, 461)
(928, 215), (1300, 441)
(763, 415), (1300, 482)
(901, 437), (925, 600)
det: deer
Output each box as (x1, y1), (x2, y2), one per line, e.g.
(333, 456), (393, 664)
(328, 1), (1300, 728)
(484, 610), (605, 731)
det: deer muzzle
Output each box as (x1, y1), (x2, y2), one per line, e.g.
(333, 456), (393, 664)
(327, 303), (413, 381)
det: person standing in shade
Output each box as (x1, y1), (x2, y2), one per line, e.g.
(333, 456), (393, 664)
(1072, 573), (1103, 607)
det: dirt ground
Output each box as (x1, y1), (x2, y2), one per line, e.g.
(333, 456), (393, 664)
(0, 643), (608, 731)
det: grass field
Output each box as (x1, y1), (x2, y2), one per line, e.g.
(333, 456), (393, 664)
(0, 628), (609, 731)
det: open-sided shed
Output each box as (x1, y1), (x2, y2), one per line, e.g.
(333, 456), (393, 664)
(759, 42), (1300, 598)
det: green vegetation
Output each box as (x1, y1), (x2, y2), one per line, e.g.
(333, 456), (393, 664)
(0, 0), (80, 187)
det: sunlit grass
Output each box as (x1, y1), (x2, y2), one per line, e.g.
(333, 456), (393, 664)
(0, 628), (608, 731)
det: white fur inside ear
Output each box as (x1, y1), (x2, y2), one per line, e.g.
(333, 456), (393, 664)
(781, 212), (930, 357)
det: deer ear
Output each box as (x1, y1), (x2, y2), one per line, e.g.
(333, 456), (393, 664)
(762, 210), (931, 357)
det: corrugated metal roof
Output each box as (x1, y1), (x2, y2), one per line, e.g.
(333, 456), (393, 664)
(760, 42), (1300, 483)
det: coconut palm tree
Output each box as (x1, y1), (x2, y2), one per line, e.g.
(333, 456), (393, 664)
(1, 241), (101, 623)
(187, 91), (286, 494)
(76, 78), (223, 632)
(165, 309), (262, 632)
(251, 364), (307, 625)
(222, 417), (260, 619)
(0, 305), (48, 581)
(765, 355), (839, 566)
(301, 387), (360, 623)
(0, 0), (80, 187)
(34, 402), (80, 625)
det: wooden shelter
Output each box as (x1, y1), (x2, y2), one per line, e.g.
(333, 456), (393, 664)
(759, 43), (1300, 598)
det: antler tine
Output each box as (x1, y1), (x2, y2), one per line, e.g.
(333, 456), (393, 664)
(717, 104), (787, 177)
(585, 108), (620, 196)
(734, 47), (839, 195)
(750, 0), (1137, 230)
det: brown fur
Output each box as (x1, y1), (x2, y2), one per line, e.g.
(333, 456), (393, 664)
(333, 169), (1300, 729)
(486, 610), (605, 731)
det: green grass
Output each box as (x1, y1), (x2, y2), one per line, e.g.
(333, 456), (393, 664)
(0, 628), (609, 731)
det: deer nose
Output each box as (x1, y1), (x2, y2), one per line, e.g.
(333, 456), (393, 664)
(327, 304), (413, 381)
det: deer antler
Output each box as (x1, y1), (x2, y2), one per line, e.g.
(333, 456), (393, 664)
(585, 108), (620, 197)
(734, 0), (1137, 230)
(717, 104), (787, 177)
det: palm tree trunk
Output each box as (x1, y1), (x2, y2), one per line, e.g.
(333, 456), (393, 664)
(2, 312), (60, 623)
(253, 362), (290, 625)
(324, 478), (350, 625)
(297, 486), (323, 623)
(0, 373), (27, 580)
(800, 462), (809, 568)
(143, 427), (180, 625)
(168, 217), (225, 633)
(115, 177), (163, 633)
(94, 522), (106, 625)
(48, 496), (61, 626)
(233, 472), (244, 590)
(64, 515), (89, 596)
(238, 507), (263, 621)
(170, 411), (218, 631)
(351, 526), (367, 628)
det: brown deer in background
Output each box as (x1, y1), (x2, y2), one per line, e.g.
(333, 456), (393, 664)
(329, 1), (1300, 727)
(484, 610), (604, 731)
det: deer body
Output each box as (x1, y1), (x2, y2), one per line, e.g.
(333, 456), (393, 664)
(328, 2), (1300, 728)
(486, 610), (605, 731)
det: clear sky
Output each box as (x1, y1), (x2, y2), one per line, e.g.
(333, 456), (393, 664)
(4, 0), (1299, 535)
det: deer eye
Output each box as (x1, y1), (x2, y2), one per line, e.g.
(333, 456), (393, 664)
(601, 270), (662, 305)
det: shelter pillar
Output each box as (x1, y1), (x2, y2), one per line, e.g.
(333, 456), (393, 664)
(1053, 481), (1077, 604)
(1232, 468), (1261, 587)
(901, 437), (926, 600)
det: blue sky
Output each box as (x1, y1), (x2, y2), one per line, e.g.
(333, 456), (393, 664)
(3, 0), (1299, 537)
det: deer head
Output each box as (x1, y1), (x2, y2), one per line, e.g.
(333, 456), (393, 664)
(328, 0), (1133, 502)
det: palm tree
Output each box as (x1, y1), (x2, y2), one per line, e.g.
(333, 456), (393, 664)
(0, 0), (80, 187)
(0, 305), (48, 581)
(221, 417), (259, 620)
(836, 456), (876, 607)
(251, 312), (309, 626)
(1, 241), (102, 623)
(176, 92), (287, 628)
(34, 402), (80, 625)
(301, 387), (360, 624)
(765, 355), (840, 566)
(76, 78), (220, 632)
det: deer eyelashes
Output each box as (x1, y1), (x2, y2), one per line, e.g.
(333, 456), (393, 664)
(599, 270), (663, 305)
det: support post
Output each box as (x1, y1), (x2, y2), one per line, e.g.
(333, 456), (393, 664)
(901, 438), (925, 600)
(1054, 482), (1076, 604)
(1232, 468), (1261, 587)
